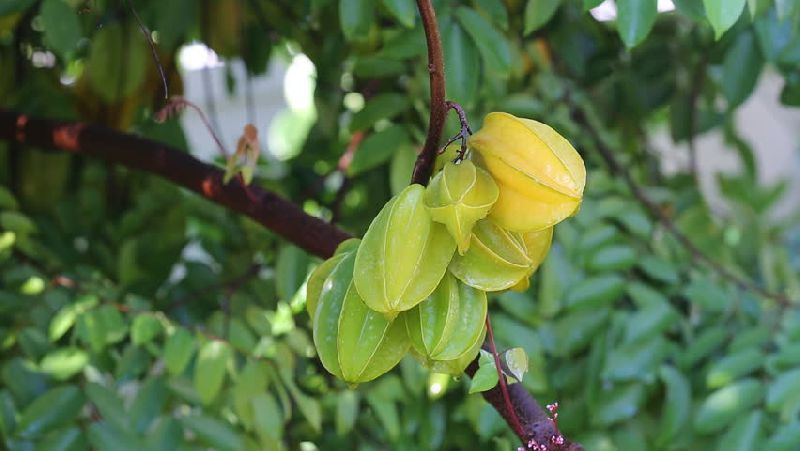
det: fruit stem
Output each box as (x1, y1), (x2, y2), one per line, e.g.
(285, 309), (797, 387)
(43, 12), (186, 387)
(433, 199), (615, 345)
(440, 100), (473, 162)
(485, 313), (526, 440)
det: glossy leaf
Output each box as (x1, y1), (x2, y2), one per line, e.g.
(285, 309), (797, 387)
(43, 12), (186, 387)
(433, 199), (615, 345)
(657, 366), (691, 445)
(339, 0), (374, 40)
(504, 347), (528, 382)
(348, 125), (410, 176)
(694, 379), (764, 434)
(721, 30), (763, 108)
(382, 0), (415, 27)
(163, 327), (195, 375)
(442, 18), (481, 109)
(16, 386), (84, 438)
(469, 351), (500, 393)
(524, 0), (562, 35)
(616, 0), (658, 48)
(456, 7), (512, 77)
(194, 340), (232, 405)
(703, 0), (747, 39)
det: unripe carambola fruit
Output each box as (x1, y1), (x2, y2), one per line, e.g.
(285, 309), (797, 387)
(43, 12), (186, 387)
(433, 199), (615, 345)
(403, 272), (487, 362)
(307, 238), (361, 318)
(411, 327), (486, 376)
(425, 160), (499, 254)
(449, 219), (532, 291)
(310, 244), (409, 384)
(354, 185), (457, 318)
(469, 112), (586, 232)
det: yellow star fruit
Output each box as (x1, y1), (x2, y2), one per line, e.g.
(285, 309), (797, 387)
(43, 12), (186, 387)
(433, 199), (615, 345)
(469, 112), (586, 232)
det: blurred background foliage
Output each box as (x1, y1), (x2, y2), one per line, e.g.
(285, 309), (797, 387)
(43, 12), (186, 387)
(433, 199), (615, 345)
(1, 0), (800, 450)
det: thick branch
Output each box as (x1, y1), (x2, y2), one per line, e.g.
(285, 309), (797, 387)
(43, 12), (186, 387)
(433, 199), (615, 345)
(465, 356), (584, 451)
(0, 109), (350, 258)
(410, 0), (446, 186)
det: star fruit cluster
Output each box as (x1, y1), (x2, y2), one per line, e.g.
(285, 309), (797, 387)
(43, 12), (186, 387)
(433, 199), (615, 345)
(307, 112), (586, 384)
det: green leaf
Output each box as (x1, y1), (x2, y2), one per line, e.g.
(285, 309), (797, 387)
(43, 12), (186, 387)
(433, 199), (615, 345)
(145, 418), (183, 451)
(684, 279), (729, 312)
(37, 426), (85, 451)
(251, 392), (283, 442)
(382, 0), (415, 27)
(602, 336), (668, 381)
(616, 0), (658, 48)
(16, 386), (84, 438)
(0, 0), (35, 15)
(475, 0), (509, 29)
(657, 366), (691, 445)
(469, 351), (499, 393)
(350, 94), (410, 132)
(194, 340), (232, 405)
(694, 379), (764, 434)
(129, 377), (167, 434)
(275, 244), (309, 301)
(637, 256), (679, 284)
(84, 383), (129, 433)
(456, 7), (512, 77)
(182, 415), (244, 450)
(706, 349), (764, 388)
(765, 423), (800, 450)
(39, 348), (88, 381)
(715, 411), (762, 451)
(389, 144), (417, 195)
(131, 314), (162, 346)
(0, 211), (36, 234)
(587, 245), (637, 272)
(565, 275), (625, 310)
(163, 327), (195, 375)
(721, 30), (763, 108)
(524, 0), (562, 35)
(348, 125), (410, 176)
(87, 421), (144, 451)
(767, 368), (800, 418)
(339, 0), (374, 40)
(591, 383), (645, 427)
(442, 18), (481, 108)
(336, 391), (359, 435)
(703, 0), (747, 39)
(504, 347), (528, 382)
(674, 0), (707, 19)
(584, 0), (604, 10)
(39, 0), (81, 60)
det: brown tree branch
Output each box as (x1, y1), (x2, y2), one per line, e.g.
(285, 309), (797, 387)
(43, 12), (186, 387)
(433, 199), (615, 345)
(410, 0), (447, 186)
(0, 109), (350, 259)
(0, 107), (584, 449)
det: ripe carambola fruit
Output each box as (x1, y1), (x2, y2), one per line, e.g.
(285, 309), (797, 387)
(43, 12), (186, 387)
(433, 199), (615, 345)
(449, 219), (533, 291)
(469, 112), (586, 232)
(403, 272), (487, 362)
(310, 243), (409, 383)
(425, 160), (499, 254)
(508, 227), (554, 292)
(354, 184), (457, 317)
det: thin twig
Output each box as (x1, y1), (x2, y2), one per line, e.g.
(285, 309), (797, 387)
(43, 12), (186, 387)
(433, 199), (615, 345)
(124, 0), (168, 100)
(571, 106), (794, 306)
(410, 0), (447, 186)
(485, 314), (526, 439)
